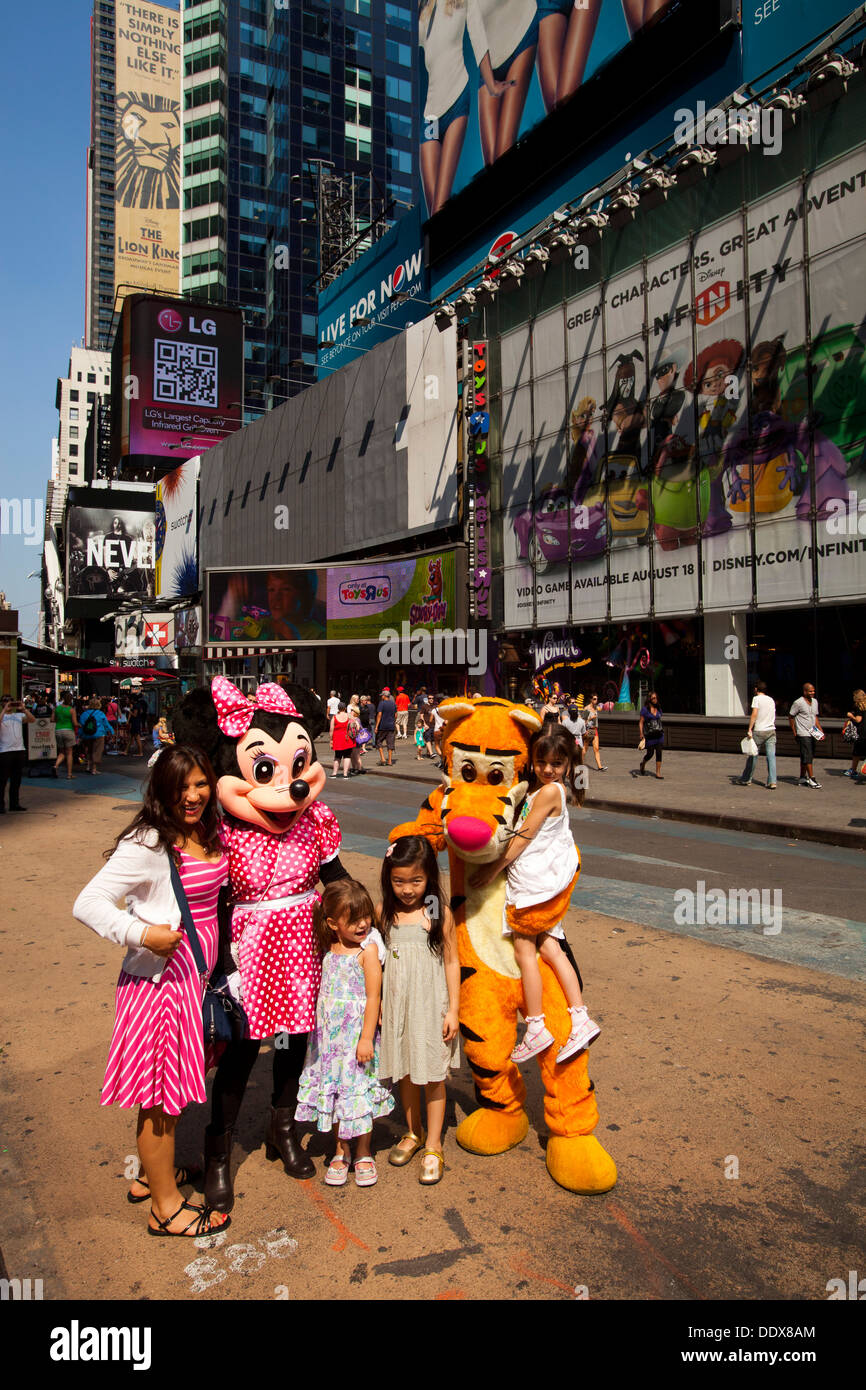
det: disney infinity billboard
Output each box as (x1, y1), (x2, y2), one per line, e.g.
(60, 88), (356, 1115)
(112, 294), (243, 471)
(500, 144), (866, 629)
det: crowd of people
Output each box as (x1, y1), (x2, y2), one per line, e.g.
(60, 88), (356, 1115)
(0, 688), (164, 805)
(323, 686), (450, 775)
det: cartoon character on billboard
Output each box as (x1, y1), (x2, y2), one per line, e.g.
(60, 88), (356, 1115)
(513, 398), (606, 570)
(600, 351), (649, 540)
(424, 557), (444, 603)
(115, 92), (180, 211)
(723, 337), (848, 519)
(635, 344), (737, 548)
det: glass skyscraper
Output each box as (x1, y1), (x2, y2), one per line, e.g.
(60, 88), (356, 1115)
(181, 0), (418, 417)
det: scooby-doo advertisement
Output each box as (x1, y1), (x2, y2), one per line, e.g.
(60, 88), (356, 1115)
(502, 145), (866, 629)
(207, 551), (459, 645)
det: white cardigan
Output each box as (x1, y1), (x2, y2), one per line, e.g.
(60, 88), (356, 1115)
(73, 827), (183, 983)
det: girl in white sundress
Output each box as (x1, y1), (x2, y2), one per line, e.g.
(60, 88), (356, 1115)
(377, 835), (460, 1186)
(472, 724), (600, 1065)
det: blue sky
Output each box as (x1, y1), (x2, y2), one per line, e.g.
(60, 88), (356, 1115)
(0, 2), (93, 642)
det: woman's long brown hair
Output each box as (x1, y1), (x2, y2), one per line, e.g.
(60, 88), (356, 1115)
(106, 744), (223, 861)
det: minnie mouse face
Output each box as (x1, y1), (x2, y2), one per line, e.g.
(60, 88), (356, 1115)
(206, 678), (329, 835)
(220, 713), (326, 834)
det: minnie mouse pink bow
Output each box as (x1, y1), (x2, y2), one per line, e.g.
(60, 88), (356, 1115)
(212, 675), (299, 738)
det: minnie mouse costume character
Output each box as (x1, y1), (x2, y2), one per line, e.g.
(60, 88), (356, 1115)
(172, 677), (348, 1210)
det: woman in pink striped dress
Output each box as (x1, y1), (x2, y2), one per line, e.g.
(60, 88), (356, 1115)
(74, 745), (231, 1238)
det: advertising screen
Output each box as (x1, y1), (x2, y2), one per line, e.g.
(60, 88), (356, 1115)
(114, 0), (181, 300)
(155, 456), (198, 598)
(114, 612), (176, 662)
(114, 295), (243, 468)
(174, 605), (202, 652)
(207, 550), (460, 645)
(500, 144), (866, 628)
(418, 0), (679, 217)
(66, 507), (156, 600)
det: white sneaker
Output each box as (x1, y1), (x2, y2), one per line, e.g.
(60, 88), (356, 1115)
(556, 1007), (601, 1063)
(807, 777), (822, 788)
(511, 1016), (555, 1064)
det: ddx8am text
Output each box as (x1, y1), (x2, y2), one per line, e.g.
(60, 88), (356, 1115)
(689, 1327), (814, 1339)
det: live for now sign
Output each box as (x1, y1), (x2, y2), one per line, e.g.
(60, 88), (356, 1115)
(317, 204), (430, 374)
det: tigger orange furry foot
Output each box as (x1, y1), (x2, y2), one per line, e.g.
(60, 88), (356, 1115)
(456, 1106), (529, 1155)
(546, 1134), (617, 1194)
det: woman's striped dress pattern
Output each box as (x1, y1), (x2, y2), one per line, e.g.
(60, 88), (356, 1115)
(101, 851), (228, 1116)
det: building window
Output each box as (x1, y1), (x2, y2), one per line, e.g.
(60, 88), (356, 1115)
(87, 373), (96, 383)
(69, 446), (79, 457)
(69, 408), (79, 421)
(70, 389), (79, 400)
(69, 427), (79, 439)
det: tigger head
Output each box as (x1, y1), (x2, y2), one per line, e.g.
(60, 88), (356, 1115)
(438, 697), (541, 862)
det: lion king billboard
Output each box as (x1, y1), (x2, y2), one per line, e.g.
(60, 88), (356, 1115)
(114, 0), (181, 300)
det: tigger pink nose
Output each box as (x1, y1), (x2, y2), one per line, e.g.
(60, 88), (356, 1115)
(447, 816), (493, 852)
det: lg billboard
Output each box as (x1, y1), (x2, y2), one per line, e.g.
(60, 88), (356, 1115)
(112, 294), (243, 472)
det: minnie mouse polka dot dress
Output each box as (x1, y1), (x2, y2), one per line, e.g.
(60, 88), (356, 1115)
(222, 801), (341, 1038)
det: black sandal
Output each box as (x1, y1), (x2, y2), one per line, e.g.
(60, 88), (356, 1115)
(127, 1164), (202, 1204)
(147, 1199), (230, 1238)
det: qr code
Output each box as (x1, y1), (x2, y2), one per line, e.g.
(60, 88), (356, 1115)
(154, 339), (219, 407)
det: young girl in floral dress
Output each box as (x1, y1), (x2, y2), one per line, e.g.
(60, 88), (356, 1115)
(295, 880), (394, 1186)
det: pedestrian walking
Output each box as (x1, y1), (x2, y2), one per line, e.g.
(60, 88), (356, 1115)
(638, 693), (664, 778)
(560, 701), (587, 806)
(79, 697), (113, 774)
(414, 711), (428, 760)
(53, 690), (79, 779)
(431, 697), (445, 760)
(843, 690), (866, 779)
(789, 682), (824, 788)
(326, 690), (341, 719)
(375, 687), (397, 766)
(377, 836), (460, 1185)
(0, 695), (36, 812)
(584, 694), (606, 770)
(72, 745), (231, 1238)
(295, 879), (394, 1187)
(330, 702), (355, 778)
(395, 686), (410, 740)
(127, 695), (146, 758)
(737, 679), (777, 788)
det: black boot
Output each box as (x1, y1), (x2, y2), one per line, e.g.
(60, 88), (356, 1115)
(265, 1104), (314, 1179)
(204, 1126), (234, 1212)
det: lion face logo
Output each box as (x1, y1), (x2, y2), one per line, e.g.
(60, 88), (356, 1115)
(116, 93), (180, 209)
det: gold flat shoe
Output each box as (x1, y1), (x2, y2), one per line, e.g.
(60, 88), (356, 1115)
(418, 1148), (444, 1185)
(388, 1131), (426, 1166)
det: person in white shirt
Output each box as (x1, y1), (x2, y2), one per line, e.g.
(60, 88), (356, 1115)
(789, 682), (824, 788)
(737, 680), (777, 788)
(469, 0), (540, 167)
(326, 691), (341, 718)
(0, 695), (36, 812)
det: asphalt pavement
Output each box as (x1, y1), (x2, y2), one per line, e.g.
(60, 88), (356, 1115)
(0, 766), (863, 1303)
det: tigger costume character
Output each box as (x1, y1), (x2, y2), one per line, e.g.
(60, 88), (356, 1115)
(390, 697), (617, 1194)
